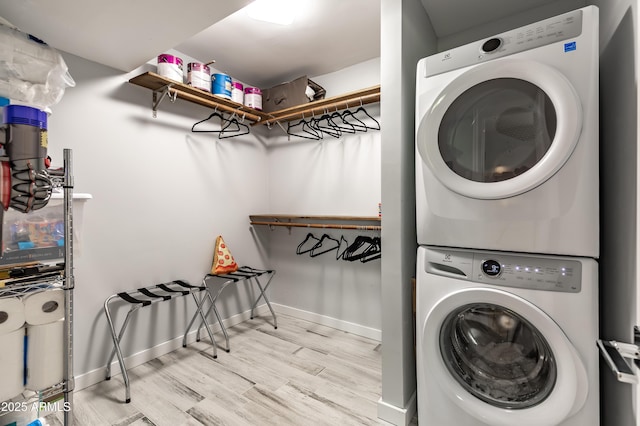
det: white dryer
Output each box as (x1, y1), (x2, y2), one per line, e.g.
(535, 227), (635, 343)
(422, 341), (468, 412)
(416, 246), (598, 426)
(415, 6), (599, 257)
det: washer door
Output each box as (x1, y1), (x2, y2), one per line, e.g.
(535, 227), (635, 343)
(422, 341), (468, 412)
(416, 58), (582, 200)
(423, 287), (588, 426)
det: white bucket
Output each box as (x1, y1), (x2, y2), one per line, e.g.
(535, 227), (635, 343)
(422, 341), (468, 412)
(157, 54), (183, 83)
(187, 62), (211, 92)
(244, 87), (262, 110)
(231, 81), (244, 104)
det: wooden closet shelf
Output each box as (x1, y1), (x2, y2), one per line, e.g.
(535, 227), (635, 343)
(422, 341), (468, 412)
(249, 214), (381, 231)
(129, 72), (380, 127)
(129, 72), (271, 123)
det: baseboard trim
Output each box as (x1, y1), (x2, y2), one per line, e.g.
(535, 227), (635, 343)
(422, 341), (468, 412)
(378, 391), (417, 426)
(271, 303), (382, 341)
(75, 304), (381, 392)
(75, 305), (268, 392)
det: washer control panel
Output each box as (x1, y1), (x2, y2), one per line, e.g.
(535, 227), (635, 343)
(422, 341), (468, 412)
(424, 247), (582, 293)
(476, 254), (581, 293)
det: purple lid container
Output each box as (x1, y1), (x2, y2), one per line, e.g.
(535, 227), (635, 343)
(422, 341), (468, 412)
(158, 54), (183, 66)
(3, 105), (47, 129)
(232, 81), (244, 90)
(244, 87), (262, 94)
(187, 62), (210, 73)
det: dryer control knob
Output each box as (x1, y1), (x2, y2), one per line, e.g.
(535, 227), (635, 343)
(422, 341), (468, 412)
(481, 38), (502, 53)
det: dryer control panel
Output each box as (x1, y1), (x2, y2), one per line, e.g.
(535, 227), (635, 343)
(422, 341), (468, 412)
(424, 247), (582, 293)
(422, 7), (585, 77)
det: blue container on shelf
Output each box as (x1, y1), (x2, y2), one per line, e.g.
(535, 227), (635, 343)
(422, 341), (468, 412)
(211, 73), (232, 99)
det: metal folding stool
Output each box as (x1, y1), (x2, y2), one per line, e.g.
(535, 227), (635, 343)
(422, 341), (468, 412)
(187, 266), (276, 352)
(103, 279), (217, 403)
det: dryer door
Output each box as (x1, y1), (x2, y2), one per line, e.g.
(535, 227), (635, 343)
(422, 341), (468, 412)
(423, 287), (588, 426)
(416, 58), (582, 200)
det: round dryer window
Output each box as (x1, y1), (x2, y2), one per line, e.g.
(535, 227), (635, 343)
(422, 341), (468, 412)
(416, 58), (583, 199)
(439, 79), (557, 183)
(440, 303), (557, 409)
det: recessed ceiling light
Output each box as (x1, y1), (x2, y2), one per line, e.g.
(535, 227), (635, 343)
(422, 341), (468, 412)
(246, 0), (299, 25)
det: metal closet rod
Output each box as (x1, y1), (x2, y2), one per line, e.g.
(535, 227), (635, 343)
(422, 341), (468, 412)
(250, 220), (381, 231)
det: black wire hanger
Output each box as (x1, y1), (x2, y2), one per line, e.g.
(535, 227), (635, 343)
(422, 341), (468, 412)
(342, 235), (381, 262)
(310, 234), (340, 257)
(336, 235), (350, 260)
(296, 233), (321, 255)
(191, 108), (227, 133)
(329, 106), (356, 134)
(341, 106), (368, 132)
(312, 109), (342, 139)
(359, 236), (381, 263)
(350, 103), (380, 131)
(287, 113), (322, 140)
(219, 111), (250, 139)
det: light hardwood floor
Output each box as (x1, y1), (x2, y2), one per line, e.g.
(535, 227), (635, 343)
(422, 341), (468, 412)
(46, 313), (399, 426)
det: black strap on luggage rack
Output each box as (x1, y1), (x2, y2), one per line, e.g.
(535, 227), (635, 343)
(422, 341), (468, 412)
(185, 266), (277, 353)
(103, 279), (216, 403)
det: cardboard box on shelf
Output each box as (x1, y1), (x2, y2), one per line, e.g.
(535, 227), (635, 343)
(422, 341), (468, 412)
(261, 75), (326, 113)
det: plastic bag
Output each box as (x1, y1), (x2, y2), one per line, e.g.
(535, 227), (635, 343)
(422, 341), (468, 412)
(0, 22), (75, 109)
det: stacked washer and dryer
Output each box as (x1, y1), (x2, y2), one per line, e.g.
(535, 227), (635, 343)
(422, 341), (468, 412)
(415, 6), (599, 426)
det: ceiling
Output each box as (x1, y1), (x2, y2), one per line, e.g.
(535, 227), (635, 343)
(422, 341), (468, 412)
(0, 0), (564, 89)
(0, 0), (380, 89)
(0, 0), (253, 73)
(175, 0), (381, 88)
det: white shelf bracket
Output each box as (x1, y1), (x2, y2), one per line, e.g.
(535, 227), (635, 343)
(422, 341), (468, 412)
(151, 84), (176, 118)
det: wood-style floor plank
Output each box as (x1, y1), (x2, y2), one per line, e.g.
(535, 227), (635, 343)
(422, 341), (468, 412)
(48, 313), (393, 425)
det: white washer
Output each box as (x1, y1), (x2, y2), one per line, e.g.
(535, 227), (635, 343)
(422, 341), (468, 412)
(416, 246), (598, 426)
(415, 6), (599, 257)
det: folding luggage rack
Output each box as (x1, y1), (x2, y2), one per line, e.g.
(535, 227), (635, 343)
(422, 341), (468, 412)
(103, 266), (276, 403)
(103, 279), (217, 403)
(187, 266), (277, 353)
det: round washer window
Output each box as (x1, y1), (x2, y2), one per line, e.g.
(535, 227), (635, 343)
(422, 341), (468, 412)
(438, 78), (557, 183)
(440, 303), (557, 409)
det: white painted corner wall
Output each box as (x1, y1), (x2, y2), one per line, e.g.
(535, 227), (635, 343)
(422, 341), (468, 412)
(44, 51), (382, 392)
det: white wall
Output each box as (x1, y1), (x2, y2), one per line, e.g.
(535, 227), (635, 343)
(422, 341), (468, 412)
(378, 0), (435, 424)
(42, 51), (384, 390)
(259, 58), (383, 336)
(590, 1), (638, 425)
(46, 51), (270, 384)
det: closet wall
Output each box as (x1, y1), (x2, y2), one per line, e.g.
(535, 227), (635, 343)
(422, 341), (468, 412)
(44, 49), (381, 389)
(45, 49), (265, 387)
(590, 1), (638, 425)
(260, 58), (382, 336)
